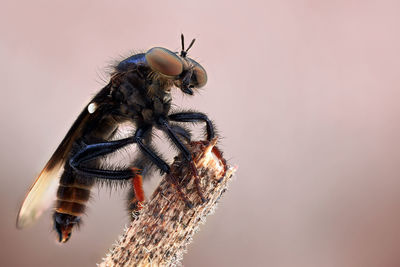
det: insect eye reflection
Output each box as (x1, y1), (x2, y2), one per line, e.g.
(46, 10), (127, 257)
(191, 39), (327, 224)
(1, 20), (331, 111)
(145, 47), (183, 77)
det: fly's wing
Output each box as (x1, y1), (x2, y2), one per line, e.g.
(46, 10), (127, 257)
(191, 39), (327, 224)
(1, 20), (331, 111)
(16, 107), (94, 229)
(16, 158), (64, 229)
(16, 85), (113, 228)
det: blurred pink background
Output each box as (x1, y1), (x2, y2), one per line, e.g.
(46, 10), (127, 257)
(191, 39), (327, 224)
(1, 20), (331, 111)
(2, 1), (400, 266)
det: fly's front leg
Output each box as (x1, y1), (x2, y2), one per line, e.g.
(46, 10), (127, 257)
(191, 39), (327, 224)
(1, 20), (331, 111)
(134, 125), (193, 208)
(158, 117), (206, 203)
(168, 112), (215, 140)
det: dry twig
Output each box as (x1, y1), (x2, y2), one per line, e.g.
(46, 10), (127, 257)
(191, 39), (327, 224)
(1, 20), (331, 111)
(98, 139), (235, 267)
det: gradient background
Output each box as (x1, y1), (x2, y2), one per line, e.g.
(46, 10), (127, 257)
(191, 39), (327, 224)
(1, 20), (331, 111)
(2, 1), (400, 266)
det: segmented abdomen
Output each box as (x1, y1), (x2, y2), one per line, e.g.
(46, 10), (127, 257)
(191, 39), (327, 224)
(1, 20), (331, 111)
(55, 163), (94, 217)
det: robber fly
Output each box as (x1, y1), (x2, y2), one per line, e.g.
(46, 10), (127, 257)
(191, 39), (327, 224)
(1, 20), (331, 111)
(16, 34), (215, 243)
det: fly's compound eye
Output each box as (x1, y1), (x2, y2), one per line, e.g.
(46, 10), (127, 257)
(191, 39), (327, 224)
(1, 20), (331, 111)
(145, 47), (183, 76)
(188, 58), (207, 88)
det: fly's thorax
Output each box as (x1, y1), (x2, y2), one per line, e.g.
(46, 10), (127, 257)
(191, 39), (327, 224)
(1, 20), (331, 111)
(141, 93), (172, 125)
(111, 70), (148, 117)
(111, 71), (146, 103)
(111, 67), (174, 122)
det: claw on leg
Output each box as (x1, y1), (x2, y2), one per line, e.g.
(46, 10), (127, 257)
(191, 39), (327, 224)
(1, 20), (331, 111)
(166, 139), (223, 207)
(189, 161), (206, 203)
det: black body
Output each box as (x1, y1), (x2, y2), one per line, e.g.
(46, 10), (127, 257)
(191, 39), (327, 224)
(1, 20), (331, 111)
(52, 36), (216, 242)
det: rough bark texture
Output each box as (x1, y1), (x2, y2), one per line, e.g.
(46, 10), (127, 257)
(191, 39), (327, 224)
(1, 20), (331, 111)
(98, 139), (235, 267)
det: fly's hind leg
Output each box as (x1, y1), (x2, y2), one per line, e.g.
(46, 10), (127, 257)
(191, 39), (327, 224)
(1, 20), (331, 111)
(126, 171), (145, 220)
(69, 137), (137, 180)
(126, 156), (153, 220)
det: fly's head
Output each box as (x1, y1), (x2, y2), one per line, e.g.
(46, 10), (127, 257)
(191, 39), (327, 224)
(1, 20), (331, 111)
(145, 34), (207, 95)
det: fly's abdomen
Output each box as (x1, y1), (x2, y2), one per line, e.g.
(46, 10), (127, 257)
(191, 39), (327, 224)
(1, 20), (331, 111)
(56, 185), (90, 216)
(56, 164), (94, 216)
(53, 163), (95, 242)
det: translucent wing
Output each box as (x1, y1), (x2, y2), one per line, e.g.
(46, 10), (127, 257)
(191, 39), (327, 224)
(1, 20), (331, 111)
(16, 102), (97, 228)
(16, 158), (65, 228)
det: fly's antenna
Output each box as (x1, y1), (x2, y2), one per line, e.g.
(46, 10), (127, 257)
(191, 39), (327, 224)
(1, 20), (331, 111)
(180, 33), (196, 58)
(181, 33), (185, 53)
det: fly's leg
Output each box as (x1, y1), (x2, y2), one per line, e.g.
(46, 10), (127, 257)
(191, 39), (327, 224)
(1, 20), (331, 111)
(126, 170), (146, 220)
(69, 137), (137, 180)
(168, 112), (215, 141)
(167, 112), (218, 200)
(69, 138), (147, 218)
(69, 125), (197, 208)
(158, 117), (206, 203)
(134, 126), (194, 208)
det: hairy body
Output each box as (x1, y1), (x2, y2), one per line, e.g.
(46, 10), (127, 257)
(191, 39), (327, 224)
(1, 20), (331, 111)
(17, 35), (215, 243)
